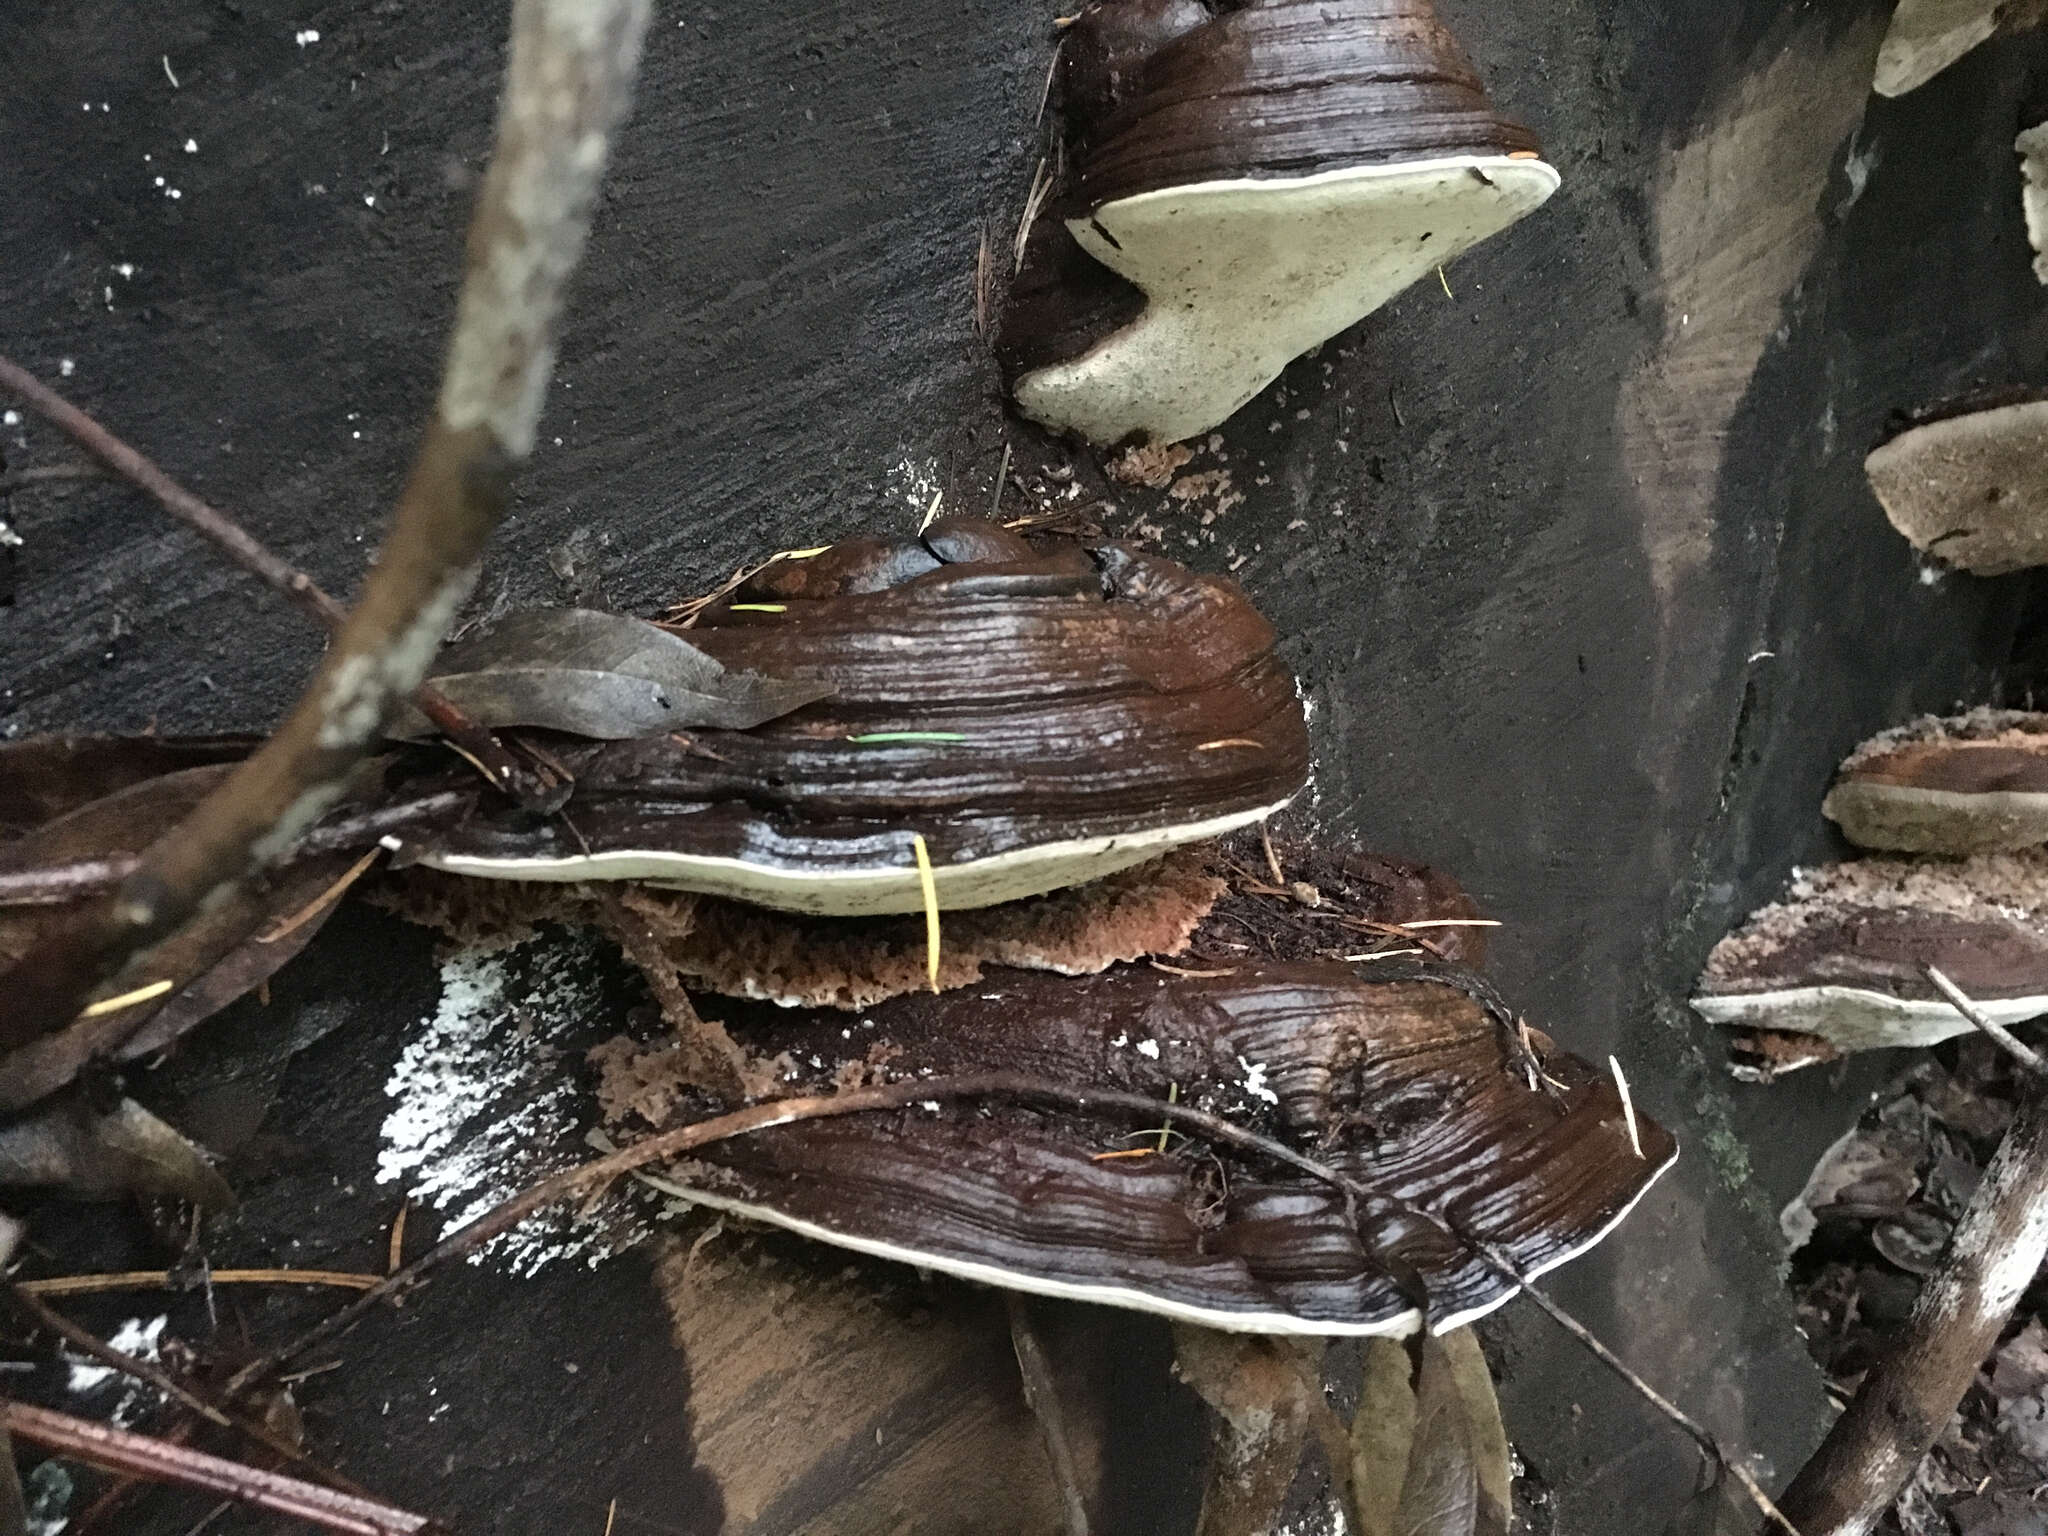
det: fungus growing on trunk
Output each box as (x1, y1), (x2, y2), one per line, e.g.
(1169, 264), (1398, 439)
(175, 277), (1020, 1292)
(615, 960), (1673, 1335)
(2018, 120), (2048, 284)
(409, 526), (1309, 913)
(1693, 851), (2048, 1059)
(999, 0), (1559, 446)
(1824, 708), (2048, 855)
(1865, 394), (2048, 574)
(1873, 0), (2048, 97)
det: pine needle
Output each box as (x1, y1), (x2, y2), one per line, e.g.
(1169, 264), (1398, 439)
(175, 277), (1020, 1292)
(19, 1269), (382, 1298)
(913, 833), (940, 992)
(77, 979), (174, 1019)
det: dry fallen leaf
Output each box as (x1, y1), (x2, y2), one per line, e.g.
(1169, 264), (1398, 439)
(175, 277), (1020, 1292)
(385, 607), (829, 740)
(0, 1096), (233, 1208)
(1351, 1330), (1509, 1536)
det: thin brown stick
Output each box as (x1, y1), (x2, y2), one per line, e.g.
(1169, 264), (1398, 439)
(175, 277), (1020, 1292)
(17, 1269), (382, 1299)
(1007, 1293), (1091, 1536)
(0, 1399), (443, 1536)
(8, 1284), (229, 1429)
(0, 791), (468, 912)
(5, 1284), (378, 1500)
(0, 360), (542, 810)
(1453, 1234), (1799, 1536)
(1778, 1074), (2048, 1536)
(1925, 965), (2048, 1078)
(0, 0), (650, 1079)
(257, 847), (384, 943)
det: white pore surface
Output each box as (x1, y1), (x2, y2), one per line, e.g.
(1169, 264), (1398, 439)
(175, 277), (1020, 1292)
(2018, 123), (2048, 285)
(653, 1126), (1675, 1338)
(1692, 984), (2048, 1053)
(419, 796), (1293, 916)
(1874, 0), (2000, 96)
(1013, 155), (1559, 446)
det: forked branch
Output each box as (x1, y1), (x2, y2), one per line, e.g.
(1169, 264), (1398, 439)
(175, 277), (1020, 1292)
(0, 0), (652, 1070)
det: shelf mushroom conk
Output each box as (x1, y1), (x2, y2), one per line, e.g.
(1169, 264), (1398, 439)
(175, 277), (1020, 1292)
(611, 875), (1677, 1336)
(999, 0), (1560, 446)
(401, 520), (1311, 913)
(1866, 395), (2048, 576)
(1824, 709), (2048, 856)
(1692, 851), (2048, 1061)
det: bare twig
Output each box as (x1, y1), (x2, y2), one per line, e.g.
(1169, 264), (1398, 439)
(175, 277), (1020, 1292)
(0, 791), (468, 912)
(0, 0), (650, 1080)
(0, 1398), (443, 1536)
(8, 1283), (230, 1430)
(1778, 1074), (2048, 1536)
(1007, 1293), (1091, 1536)
(1451, 1232), (1799, 1536)
(0, 361), (544, 809)
(1925, 965), (2048, 1078)
(6, 1284), (379, 1500)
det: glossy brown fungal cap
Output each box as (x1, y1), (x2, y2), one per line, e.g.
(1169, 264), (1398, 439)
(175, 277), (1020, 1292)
(412, 521), (1310, 914)
(1866, 396), (2048, 575)
(1825, 709), (2048, 855)
(1001, 0), (1558, 445)
(1694, 851), (2048, 1059)
(625, 961), (1672, 1336)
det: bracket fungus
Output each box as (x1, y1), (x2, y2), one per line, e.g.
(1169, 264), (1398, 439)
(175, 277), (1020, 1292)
(1873, 0), (2048, 97)
(404, 523), (1309, 914)
(2019, 121), (2048, 285)
(1694, 851), (2048, 1061)
(569, 842), (1664, 1335)
(999, 0), (1559, 446)
(1866, 394), (2048, 574)
(617, 959), (1673, 1336)
(1824, 709), (2048, 855)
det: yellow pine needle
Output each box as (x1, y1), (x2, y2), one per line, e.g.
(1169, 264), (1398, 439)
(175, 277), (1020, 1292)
(1157, 1082), (1178, 1154)
(913, 833), (940, 991)
(77, 978), (174, 1018)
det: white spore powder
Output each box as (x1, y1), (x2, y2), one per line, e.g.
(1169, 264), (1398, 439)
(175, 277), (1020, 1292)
(378, 933), (640, 1275)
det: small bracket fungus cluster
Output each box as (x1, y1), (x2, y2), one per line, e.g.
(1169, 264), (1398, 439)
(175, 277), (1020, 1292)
(1, 519), (1673, 1340)
(997, 0), (1559, 446)
(1697, 710), (2048, 1073)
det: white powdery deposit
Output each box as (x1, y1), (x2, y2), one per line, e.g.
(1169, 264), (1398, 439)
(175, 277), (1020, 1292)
(64, 1315), (167, 1427)
(378, 933), (638, 1275)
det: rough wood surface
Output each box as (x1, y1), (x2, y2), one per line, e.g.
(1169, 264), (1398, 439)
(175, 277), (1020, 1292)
(3, 0), (2047, 1532)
